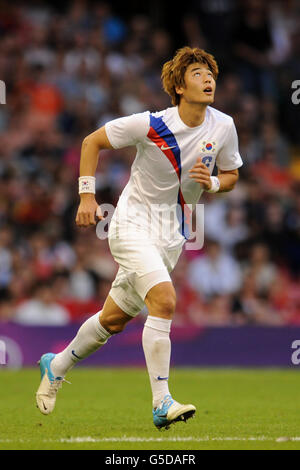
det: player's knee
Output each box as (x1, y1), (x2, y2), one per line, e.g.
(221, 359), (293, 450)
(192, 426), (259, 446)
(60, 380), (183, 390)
(107, 323), (125, 335)
(160, 295), (176, 316)
(149, 293), (176, 317)
(100, 318), (126, 335)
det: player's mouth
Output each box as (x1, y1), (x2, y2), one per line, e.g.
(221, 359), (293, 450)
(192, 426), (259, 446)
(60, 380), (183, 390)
(203, 86), (213, 95)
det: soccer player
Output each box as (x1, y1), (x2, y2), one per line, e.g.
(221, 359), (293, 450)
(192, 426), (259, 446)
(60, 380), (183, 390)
(36, 47), (243, 429)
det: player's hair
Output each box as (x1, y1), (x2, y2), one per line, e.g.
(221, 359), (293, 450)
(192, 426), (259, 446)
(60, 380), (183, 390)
(161, 46), (219, 106)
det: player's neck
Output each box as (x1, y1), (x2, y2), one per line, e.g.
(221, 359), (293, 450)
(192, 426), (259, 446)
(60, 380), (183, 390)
(177, 101), (208, 128)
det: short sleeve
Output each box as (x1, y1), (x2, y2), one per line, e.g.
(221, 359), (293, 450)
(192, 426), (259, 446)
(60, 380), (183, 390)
(216, 120), (243, 171)
(105, 111), (150, 149)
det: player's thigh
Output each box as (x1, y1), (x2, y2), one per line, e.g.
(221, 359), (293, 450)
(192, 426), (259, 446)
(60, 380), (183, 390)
(100, 295), (133, 333)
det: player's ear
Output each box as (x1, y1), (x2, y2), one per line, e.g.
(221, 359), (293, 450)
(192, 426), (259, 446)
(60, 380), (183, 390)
(175, 85), (184, 96)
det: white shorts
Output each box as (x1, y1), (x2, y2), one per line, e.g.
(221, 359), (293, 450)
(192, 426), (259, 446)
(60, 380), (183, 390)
(108, 236), (182, 317)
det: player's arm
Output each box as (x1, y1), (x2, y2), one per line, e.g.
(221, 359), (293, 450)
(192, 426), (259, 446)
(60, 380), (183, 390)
(189, 120), (242, 193)
(76, 112), (149, 227)
(216, 168), (239, 193)
(76, 127), (113, 228)
(189, 159), (239, 193)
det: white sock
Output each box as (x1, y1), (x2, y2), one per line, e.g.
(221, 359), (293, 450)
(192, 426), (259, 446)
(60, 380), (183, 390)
(142, 315), (172, 409)
(51, 311), (111, 377)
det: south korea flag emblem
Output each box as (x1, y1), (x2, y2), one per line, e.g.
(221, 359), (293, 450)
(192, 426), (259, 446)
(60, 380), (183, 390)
(201, 141), (216, 152)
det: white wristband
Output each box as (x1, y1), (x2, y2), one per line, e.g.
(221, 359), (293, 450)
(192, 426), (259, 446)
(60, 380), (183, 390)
(78, 176), (96, 194)
(206, 176), (220, 193)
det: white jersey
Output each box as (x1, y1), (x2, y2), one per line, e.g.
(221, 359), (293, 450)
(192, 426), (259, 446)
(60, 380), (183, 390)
(105, 105), (243, 249)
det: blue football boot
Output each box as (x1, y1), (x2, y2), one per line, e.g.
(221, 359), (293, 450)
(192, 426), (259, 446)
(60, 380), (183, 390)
(153, 394), (196, 430)
(36, 353), (69, 415)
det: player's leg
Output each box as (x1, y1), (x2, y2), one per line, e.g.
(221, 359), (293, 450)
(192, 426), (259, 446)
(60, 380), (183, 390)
(36, 295), (132, 415)
(51, 295), (132, 376)
(143, 281), (176, 406)
(142, 280), (196, 429)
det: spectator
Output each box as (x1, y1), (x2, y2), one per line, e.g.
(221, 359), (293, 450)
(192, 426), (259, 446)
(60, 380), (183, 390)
(0, 288), (15, 322)
(0, 0), (298, 326)
(13, 279), (70, 325)
(233, 0), (277, 98)
(232, 273), (283, 325)
(187, 239), (242, 299)
(204, 202), (249, 252)
(0, 225), (13, 288)
(242, 243), (278, 295)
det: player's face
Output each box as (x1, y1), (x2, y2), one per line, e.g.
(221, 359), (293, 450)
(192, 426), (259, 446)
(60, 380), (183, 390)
(176, 63), (216, 105)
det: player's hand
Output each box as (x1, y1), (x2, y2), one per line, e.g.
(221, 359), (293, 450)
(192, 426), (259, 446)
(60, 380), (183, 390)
(75, 193), (104, 227)
(188, 158), (212, 190)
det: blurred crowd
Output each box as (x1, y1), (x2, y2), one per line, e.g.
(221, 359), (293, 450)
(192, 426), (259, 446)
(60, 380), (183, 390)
(0, 0), (299, 326)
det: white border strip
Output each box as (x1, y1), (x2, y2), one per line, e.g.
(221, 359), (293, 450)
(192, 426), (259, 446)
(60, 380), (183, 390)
(1, 436), (300, 443)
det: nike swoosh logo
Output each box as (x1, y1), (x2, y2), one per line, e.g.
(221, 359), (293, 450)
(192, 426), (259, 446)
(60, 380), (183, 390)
(42, 400), (47, 411)
(157, 376), (169, 381)
(161, 145), (176, 151)
(71, 350), (82, 360)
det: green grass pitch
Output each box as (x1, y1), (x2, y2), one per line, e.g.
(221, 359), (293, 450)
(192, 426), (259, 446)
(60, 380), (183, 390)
(0, 367), (300, 450)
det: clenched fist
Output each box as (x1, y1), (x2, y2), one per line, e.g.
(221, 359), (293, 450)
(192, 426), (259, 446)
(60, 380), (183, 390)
(75, 193), (104, 227)
(189, 158), (212, 190)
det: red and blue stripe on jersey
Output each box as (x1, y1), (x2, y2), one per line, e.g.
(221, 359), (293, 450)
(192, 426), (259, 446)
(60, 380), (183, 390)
(147, 114), (191, 239)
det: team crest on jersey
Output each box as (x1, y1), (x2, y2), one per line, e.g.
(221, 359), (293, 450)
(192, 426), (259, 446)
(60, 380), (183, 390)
(201, 141), (216, 152)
